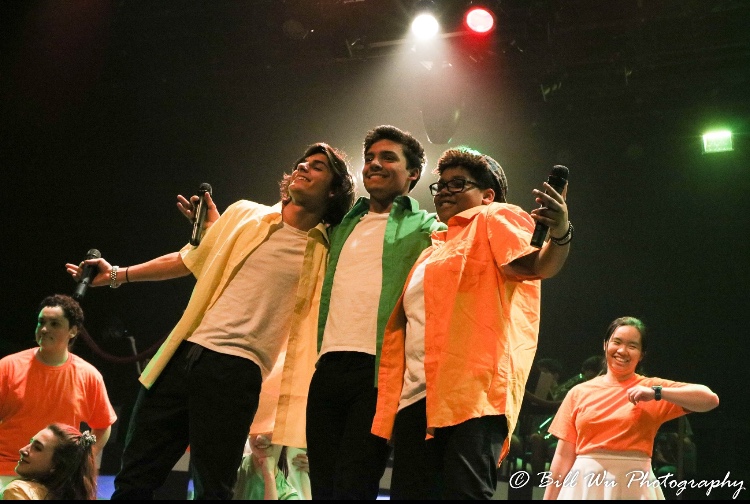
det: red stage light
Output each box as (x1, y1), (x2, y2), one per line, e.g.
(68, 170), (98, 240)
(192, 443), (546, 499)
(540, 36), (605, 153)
(465, 7), (494, 34)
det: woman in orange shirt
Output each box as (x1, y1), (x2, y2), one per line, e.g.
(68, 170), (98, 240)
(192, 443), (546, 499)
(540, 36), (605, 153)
(544, 317), (719, 500)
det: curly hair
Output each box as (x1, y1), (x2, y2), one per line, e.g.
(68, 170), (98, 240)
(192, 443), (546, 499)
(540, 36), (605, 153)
(41, 423), (98, 500)
(38, 295), (84, 348)
(434, 147), (508, 202)
(279, 143), (356, 226)
(363, 125), (426, 191)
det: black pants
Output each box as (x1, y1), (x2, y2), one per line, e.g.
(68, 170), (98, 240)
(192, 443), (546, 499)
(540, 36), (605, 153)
(112, 341), (262, 500)
(391, 398), (507, 500)
(306, 352), (391, 500)
(391, 398), (441, 500)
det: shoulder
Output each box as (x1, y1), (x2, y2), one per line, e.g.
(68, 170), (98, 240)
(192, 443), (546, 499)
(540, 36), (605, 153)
(396, 198), (444, 230)
(68, 354), (105, 380)
(2, 479), (48, 499)
(568, 376), (605, 397)
(484, 203), (533, 227)
(0, 348), (35, 367)
(224, 200), (276, 218)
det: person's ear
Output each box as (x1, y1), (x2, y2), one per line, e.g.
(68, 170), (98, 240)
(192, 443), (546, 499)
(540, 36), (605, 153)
(408, 167), (421, 182)
(481, 188), (495, 205)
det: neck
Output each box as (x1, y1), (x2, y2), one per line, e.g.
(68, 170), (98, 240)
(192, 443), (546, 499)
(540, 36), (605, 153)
(369, 193), (405, 214)
(36, 347), (69, 366)
(281, 200), (323, 231)
(604, 370), (635, 384)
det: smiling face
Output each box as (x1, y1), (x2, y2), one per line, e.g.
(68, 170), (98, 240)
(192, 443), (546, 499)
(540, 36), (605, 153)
(604, 325), (643, 379)
(16, 428), (59, 480)
(433, 166), (495, 223)
(362, 139), (419, 208)
(35, 306), (77, 356)
(249, 433), (282, 462)
(287, 152), (335, 209)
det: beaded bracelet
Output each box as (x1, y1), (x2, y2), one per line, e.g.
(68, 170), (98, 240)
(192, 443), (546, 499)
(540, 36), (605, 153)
(550, 222), (573, 246)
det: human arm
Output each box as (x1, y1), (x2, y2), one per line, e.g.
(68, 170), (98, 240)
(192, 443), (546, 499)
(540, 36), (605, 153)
(627, 383), (719, 413)
(65, 252), (191, 288)
(176, 191), (220, 228)
(257, 455), (279, 500)
(506, 182), (570, 279)
(287, 449), (311, 500)
(90, 426), (111, 460)
(543, 438), (576, 500)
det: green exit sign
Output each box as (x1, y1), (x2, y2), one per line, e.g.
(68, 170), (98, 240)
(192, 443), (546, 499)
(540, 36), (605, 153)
(702, 131), (733, 153)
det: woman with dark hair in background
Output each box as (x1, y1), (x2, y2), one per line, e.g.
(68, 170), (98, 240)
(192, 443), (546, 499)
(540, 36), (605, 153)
(544, 316), (719, 500)
(1, 423), (97, 500)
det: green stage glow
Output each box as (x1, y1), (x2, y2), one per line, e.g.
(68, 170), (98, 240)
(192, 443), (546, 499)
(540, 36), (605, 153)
(702, 130), (733, 153)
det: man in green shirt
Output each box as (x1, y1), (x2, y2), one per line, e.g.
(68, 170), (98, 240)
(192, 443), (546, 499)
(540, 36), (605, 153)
(306, 125), (444, 499)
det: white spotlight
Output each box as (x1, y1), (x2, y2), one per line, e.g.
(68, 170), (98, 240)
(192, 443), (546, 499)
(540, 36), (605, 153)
(412, 13), (439, 39)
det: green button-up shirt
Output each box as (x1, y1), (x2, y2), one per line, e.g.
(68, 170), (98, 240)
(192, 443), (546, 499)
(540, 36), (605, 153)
(317, 195), (445, 384)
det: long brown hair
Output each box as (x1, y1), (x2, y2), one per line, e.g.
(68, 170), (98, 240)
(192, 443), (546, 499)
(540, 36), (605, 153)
(41, 423), (98, 500)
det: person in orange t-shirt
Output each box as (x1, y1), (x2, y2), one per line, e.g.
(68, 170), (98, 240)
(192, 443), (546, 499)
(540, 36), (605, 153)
(544, 316), (720, 500)
(372, 147), (572, 499)
(0, 295), (116, 492)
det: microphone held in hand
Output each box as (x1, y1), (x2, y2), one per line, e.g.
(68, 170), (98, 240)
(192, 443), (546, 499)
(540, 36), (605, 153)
(530, 165), (569, 248)
(190, 183), (213, 246)
(73, 249), (102, 300)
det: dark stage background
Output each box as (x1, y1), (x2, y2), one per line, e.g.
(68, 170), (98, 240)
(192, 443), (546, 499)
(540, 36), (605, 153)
(1, 1), (748, 498)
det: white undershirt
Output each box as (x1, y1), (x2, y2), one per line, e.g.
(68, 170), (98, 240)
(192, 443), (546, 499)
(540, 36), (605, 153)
(188, 223), (309, 378)
(399, 259), (427, 411)
(320, 212), (389, 357)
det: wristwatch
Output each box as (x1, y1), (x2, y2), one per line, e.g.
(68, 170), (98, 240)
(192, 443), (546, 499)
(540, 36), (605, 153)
(652, 385), (662, 401)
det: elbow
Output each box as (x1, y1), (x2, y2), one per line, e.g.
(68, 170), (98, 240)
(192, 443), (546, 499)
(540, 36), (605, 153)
(707, 392), (720, 411)
(695, 392), (720, 413)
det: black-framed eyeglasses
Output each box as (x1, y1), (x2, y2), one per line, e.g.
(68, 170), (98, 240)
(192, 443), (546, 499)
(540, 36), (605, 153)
(429, 179), (479, 196)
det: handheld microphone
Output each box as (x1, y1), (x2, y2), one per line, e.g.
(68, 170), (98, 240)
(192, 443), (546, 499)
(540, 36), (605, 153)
(73, 249), (102, 300)
(190, 183), (213, 246)
(530, 165), (569, 248)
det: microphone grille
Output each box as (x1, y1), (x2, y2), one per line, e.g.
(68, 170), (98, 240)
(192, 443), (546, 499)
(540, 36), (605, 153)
(198, 183), (212, 195)
(86, 249), (102, 259)
(551, 165), (569, 180)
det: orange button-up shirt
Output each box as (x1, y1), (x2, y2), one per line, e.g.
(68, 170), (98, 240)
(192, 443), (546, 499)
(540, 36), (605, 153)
(372, 203), (542, 462)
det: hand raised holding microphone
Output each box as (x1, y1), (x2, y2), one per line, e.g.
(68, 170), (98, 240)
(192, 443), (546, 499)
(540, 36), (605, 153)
(66, 254), (116, 291)
(530, 166), (571, 248)
(176, 184), (219, 245)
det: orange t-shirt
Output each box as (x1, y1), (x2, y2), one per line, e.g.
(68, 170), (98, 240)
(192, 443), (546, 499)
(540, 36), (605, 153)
(0, 348), (117, 474)
(373, 203), (541, 462)
(548, 374), (687, 457)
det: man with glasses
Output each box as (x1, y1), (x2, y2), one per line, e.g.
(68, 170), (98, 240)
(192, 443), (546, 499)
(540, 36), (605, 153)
(65, 143), (355, 500)
(305, 125), (445, 500)
(372, 146), (572, 499)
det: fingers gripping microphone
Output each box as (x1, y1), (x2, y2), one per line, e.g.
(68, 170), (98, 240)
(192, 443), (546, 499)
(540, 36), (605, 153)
(530, 165), (569, 248)
(190, 183), (212, 246)
(73, 249), (102, 300)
